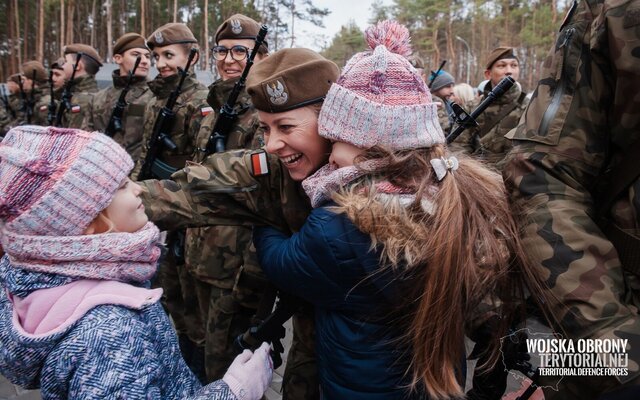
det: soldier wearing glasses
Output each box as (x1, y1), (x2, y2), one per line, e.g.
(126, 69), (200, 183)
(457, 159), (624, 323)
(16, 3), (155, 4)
(185, 14), (270, 383)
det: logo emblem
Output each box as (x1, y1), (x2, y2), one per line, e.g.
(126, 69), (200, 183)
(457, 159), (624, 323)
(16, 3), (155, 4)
(231, 19), (243, 34)
(266, 80), (288, 106)
(154, 31), (164, 44)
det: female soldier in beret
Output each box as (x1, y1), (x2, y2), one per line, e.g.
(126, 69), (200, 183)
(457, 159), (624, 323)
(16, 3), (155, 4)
(139, 47), (340, 400)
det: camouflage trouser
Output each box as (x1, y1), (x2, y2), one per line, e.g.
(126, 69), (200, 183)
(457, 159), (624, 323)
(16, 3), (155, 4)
(283, 312), (319, 400)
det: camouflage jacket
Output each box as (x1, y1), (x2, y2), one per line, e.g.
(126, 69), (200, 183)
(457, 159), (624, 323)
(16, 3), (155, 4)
(0, 94), (19, 135)
(13, 88), (43, 126)
(131, 72), (208, 180)
(185, 78), (263, 287)
(92, 70), (153, 162)
(433, 98), (452, 135)
(503, 0), (640, 388)
(56, 74), (99, 130)
(33, 88), (61, 126)
(455, 81), (528, 168)
(140, 149), (311, 235)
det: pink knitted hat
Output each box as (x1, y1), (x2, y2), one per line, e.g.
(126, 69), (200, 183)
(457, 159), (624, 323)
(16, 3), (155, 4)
(318, 20), (444, 150)
(0, 126), (133, 238)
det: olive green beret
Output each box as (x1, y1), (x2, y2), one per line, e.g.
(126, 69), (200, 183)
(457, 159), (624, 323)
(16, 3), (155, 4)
(215, 14), (268, 52)
(147, 23), (198, 50)
(64, 43), (104, 66)
(21, 61), (48, 84)
(7, 74), (21, 84)
(485, 46), (517, 70)
(114, 33), (149, 55)
(51, 57), (65, 70)
(246, 48), (340, 113)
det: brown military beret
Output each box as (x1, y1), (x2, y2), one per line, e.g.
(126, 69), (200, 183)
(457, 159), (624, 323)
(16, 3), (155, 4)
(64, 43), (104, 66)
(7, 74), (21, 84)
(51, 57), (65, 70)
(21, 61), (48, 83)
(147, 23), (198, 50)
(247, 48), (340, 113)
(113, 33), (149, 55)
(215, 14), (268, 52)
(485, 46), (518, 70)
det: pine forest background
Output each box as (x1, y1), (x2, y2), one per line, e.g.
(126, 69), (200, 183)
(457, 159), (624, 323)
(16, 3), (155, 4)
(0, 0), (571, 91)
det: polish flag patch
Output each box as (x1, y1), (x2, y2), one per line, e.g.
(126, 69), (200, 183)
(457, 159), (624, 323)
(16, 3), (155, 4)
(200, 106), (214, 116)
(250, 150), (269, 176)
(39, 105), (47, 111)
(71, 105), (81, 113)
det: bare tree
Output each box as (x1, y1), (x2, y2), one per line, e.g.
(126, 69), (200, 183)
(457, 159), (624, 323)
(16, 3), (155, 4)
(22, 0), (29, 61)
(60, 0), (65, 53)
(203, 0), (209, 70)
(13, 0), (22, 67)
(37, 0), (44, 63)
(141, 0), (146, 38)
(173, 0), (177, 22)
(106, 0), (113, 61)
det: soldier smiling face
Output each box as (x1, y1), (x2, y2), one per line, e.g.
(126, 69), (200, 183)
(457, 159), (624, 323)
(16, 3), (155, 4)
(214, 38), (266, 81)
(152, 44), (198, 78)
(258, 105), (331, 181)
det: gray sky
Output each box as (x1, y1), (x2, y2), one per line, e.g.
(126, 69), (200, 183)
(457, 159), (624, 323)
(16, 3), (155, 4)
(294, 0), (393, 50)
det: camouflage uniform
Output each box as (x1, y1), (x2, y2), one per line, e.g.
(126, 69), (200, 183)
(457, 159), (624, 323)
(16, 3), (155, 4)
(92, 70), (153, 162)
(454, 81), (528, 168)
(56, 74), (99, 130)
(139, 150), (319, 399)
(132, 71), (209, 380)
(183, 78), (268, 381)
(0, 94), (19, 135)
(503, 0), (640, 397)
(33, 88), (60, 126)
(13, 88), (43, 126)
(434, 98), (452, 135)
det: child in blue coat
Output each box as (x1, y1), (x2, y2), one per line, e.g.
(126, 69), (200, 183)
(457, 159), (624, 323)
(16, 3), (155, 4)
(253, 21), (547, 399)
(0, 125), (272, 399)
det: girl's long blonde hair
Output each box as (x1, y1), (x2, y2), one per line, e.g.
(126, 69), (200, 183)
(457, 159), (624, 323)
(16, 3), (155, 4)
(332, 144), (550, 399)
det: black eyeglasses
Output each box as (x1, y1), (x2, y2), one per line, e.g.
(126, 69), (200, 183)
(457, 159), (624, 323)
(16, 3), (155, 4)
(212, 45), (251, 61)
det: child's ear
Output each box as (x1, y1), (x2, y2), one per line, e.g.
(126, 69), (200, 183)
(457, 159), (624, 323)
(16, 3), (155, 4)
(83, 213), (111, 235)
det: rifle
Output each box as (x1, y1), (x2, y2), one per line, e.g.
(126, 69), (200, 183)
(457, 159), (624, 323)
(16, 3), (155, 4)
(105, 55), (142, 137)
(26, 70), (37, 125)
(17, 74), (30, 124)
(204, 25), (268, 156)
(138, 48), (197, 180)
(446, 76), (515, 144)
(54, 53), (82, 127)
(234, 291), (305, 369)
(0, 84), (16, 120)
(428, 60), (447, 89)
(47, 69), (56, 126)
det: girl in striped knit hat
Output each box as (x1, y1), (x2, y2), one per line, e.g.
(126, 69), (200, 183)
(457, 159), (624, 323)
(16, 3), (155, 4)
(252, 21), (550, 399)
(0, 125), (272, 399)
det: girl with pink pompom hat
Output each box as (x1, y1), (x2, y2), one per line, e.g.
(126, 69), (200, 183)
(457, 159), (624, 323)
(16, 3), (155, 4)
(252, 20), (551, 399)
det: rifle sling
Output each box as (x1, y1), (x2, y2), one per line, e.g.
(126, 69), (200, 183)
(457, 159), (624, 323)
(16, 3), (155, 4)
(597, 137), (640, 275)
(478, 91), (526, 138)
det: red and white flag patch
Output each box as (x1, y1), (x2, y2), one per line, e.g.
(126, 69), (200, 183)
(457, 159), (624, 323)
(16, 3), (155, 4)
(71, 105), (81, 113)
(200, 106), (214, 116)
(250, 150), (269, 176)
(39, 105), (47, 111)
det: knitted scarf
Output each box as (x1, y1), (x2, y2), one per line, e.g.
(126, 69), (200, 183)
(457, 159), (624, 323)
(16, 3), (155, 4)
(1, 222), (161, 283)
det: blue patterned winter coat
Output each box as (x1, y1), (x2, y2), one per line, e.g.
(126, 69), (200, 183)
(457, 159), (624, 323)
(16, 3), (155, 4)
(0, 257), (236, 400)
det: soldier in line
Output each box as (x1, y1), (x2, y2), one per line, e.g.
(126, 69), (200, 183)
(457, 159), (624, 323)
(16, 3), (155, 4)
(503, 0), (640, 398)
(33, 58), (65, 126)
(57, 43), (103, 129)
(18, 61), (48, 126)
(454, 47), (528, 168)
(0, 74), (22, 135)
(429, 70), (456, 135)
(186, 14), (269, 382)
(92, 33), (153, 162)
(130, 22), (210, 382)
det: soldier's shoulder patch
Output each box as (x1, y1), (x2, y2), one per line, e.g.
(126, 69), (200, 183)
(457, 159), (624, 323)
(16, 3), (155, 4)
(200, 106), (213, 116)
(250, 150), (269, 177)
(39, 105), (47, 112)
(71, 105), (81, 113)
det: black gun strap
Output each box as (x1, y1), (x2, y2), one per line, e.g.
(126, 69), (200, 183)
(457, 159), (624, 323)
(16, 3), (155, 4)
(478, 91), (526, 138)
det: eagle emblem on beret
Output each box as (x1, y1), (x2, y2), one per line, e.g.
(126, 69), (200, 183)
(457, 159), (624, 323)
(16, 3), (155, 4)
(154, 31), (164, 44)
(267, 80), (288, 105)
(231, 19), (243, 34)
